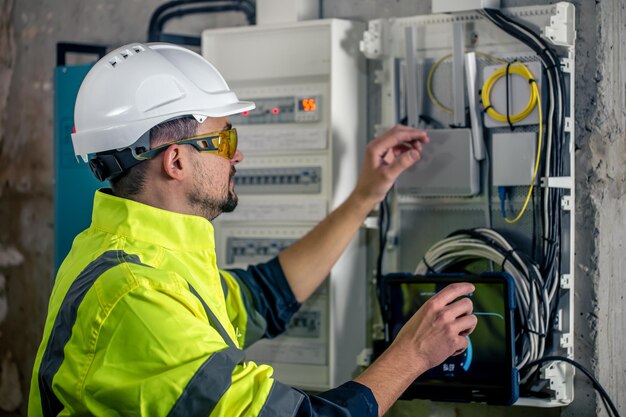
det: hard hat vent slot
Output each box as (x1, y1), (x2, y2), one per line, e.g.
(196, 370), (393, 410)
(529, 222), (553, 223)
(121, 48), (136, 59)
(132, 45), (145, 54)
(109, 56), (120, 67)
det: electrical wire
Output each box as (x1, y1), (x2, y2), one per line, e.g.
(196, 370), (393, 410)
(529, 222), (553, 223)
(426, 52), (508, 114)
(414, 228), (549, 370)
(155, 4), (245, 33)
(376, 195), (391, 319)
(147, 0), (255, 43)
(502, 74), (542, 224)
(481, 62), (538, 125)
(442, 8), (573, 401)
(479, 8), (567, 343)
(521, 356), (622, 417)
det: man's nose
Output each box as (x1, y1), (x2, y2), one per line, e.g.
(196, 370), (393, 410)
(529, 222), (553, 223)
(231, 148), (244, 165)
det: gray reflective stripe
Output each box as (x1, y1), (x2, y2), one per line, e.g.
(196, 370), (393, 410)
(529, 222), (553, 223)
(219, 273), (229, 299)
(38, 250), (147, 417)
(227, 270), (267, 348)
(167, 346), (244, 417)
(188, 283), (238, 348)
(257, 380), (305, 417)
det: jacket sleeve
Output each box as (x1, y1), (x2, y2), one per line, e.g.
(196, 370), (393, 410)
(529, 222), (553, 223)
(273, 380), (379, 417)
(220, 257), (301, 348)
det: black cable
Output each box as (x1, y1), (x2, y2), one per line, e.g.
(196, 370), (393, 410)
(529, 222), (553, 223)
(155, 4), (245, 33)
(505, 61), (514, 130)
(150, 0), (226, 35)
(521, 356), (622, 417)
(148, 0), (255, 42)
(376, 198), (388, 318)
(485, 140), (493, 229)
(531, 183), (538, 259)
(602, 393), (616, 417)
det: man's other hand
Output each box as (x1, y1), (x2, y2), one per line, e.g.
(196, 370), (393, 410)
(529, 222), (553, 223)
(352, 125), (429, 209)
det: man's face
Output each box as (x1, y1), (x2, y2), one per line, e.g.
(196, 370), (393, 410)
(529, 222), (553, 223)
(186, 116), (243, 221)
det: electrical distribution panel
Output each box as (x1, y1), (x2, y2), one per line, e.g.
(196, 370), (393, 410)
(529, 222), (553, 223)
(203, 19), (366, 391)
(54, 64), (102, 272)
(361, 3), (575, 407)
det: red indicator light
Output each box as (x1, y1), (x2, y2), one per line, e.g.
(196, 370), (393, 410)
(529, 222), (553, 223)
(242, 111), (249, 116)
(272, 107), (280, 114)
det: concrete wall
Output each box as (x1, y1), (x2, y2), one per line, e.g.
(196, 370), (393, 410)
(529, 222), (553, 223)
(0, 0), (623, 416)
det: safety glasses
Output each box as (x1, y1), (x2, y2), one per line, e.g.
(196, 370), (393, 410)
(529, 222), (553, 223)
(136, 128), (238, 161)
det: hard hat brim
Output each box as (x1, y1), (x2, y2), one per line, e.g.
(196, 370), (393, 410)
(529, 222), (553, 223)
(204, 100), (256, 118)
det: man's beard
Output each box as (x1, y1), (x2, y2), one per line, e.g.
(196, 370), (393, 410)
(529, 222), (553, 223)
(221, 188), (239, 213)
(187, 165), (238, 221)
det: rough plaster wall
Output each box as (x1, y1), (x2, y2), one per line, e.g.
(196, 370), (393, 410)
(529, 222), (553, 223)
(581, 1), (626, 417)
(0, 0), (23, 413)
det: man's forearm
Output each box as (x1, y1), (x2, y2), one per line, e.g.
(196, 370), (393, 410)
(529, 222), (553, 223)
(278, 191), (374, 302)
(353, 345), (428, 417)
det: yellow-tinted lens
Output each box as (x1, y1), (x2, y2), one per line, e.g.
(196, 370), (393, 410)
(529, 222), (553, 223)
(211, 128), (238, 159)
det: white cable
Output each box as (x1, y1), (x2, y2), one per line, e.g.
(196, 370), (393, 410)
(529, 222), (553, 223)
(413, 228), (550, 369)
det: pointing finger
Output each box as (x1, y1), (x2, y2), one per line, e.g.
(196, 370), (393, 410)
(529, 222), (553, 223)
(429, 283), (476, 309)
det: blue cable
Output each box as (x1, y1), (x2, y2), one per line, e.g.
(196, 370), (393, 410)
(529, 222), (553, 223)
(498, 186), (508, 218)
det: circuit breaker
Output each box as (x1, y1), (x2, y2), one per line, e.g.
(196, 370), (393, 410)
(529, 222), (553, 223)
(202, 19), (366, 391)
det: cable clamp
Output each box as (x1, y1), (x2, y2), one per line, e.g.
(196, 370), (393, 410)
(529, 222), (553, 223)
(541, 176), (573, 189)
(560, 57), (573, 73)
(564, 116), (573, 133)
(523, 326), (547, 338)
(560, 195), (572, 211)
(540, 360), (572, 404)
(500, 247), (518, 270)
(363, 216), (380, 229)
(422, 257), (437, 274)
(559, 333), (573, 349)
(356, 348), (373, 367)
(560, 273), (572, 289)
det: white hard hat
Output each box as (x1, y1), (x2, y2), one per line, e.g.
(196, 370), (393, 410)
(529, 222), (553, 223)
(71, 42), (255, 162)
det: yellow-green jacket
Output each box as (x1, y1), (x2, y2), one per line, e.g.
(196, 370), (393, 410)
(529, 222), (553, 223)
(29, 190), (377, 417)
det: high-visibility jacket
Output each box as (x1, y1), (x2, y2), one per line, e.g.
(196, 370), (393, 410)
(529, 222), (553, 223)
(29, 190), (377, 417)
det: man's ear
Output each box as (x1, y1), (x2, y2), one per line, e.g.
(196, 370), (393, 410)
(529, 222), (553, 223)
(161, 145), (188, 180)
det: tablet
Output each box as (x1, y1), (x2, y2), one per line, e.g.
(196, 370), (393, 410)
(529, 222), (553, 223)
(380, 273), (518, 405)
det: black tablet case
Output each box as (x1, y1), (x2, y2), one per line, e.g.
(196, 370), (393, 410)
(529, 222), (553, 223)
(379, 272), (519, 405)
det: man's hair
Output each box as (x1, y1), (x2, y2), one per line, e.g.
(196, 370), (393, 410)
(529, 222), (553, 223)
(110, 116), (198, 198)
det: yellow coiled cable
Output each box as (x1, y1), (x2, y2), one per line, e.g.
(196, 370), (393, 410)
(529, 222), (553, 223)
(481, 61), (538, 124)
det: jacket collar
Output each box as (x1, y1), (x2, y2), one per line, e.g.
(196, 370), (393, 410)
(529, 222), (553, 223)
(91, 189), (216, 252)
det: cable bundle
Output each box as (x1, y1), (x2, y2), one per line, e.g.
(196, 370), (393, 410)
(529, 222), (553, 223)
(413, 228), (554, 370)
(479, 8), (567, 341)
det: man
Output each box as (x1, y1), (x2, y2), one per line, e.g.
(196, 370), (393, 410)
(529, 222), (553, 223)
(29, 43), (477, 417)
